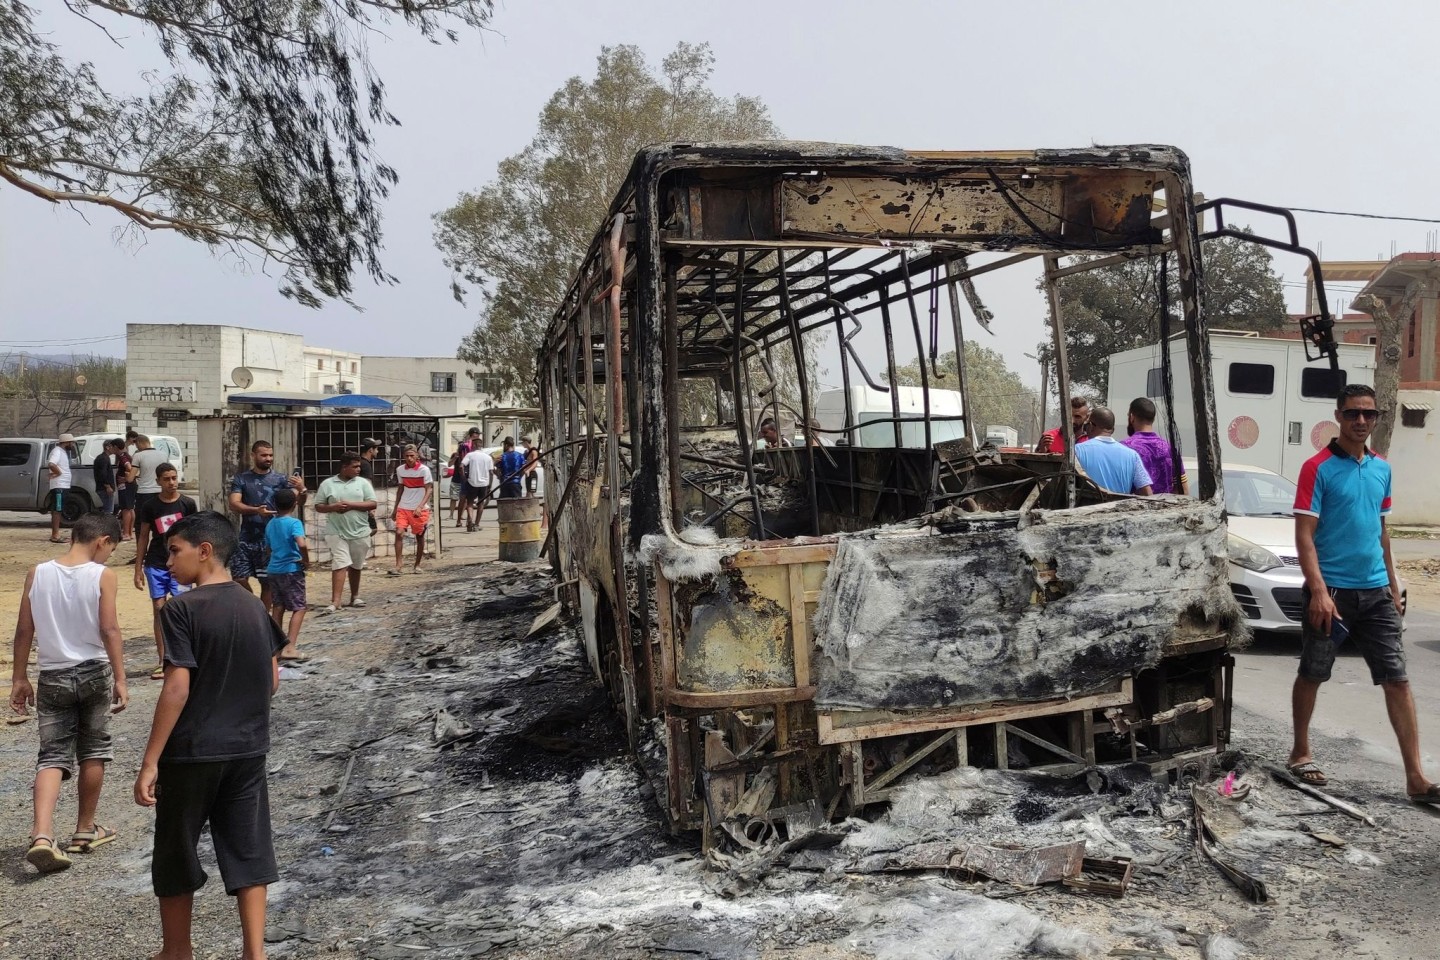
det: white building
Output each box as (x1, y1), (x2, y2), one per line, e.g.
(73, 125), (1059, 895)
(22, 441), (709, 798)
(302, 346), (364, 394)
(360, 355), (511, 417)
(127, 325), (522, 491)
(126, 323), (308, 472)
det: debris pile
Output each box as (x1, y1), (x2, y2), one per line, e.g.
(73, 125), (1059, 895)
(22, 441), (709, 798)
(237, 562), (1432, 960)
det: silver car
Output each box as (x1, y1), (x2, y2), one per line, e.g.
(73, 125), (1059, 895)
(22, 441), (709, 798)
(1188, 459), (1406, 634)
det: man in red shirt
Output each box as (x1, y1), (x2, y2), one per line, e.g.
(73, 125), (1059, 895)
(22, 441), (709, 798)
(1036, 396), (1092, 455)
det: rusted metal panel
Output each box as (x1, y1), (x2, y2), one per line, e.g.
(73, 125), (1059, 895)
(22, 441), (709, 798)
(779, 170), (1157, 247)
(673, 565), (796, 693)
(781, 174), (1064, 241)
(815, 679), (1133, 745)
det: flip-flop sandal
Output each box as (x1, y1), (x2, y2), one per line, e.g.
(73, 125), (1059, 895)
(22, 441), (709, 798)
(25, 835), (72, 873)
(150, 666), (166, 680)
(1409, 784), (1440, 807)
(66, 824), (117, 854)
(1288, 761), (1328, 786)
(47, 538), (66, 544)
(279, 654), (311, 663)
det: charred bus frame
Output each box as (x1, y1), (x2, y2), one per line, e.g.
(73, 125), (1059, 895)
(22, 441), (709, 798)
(538, 143), (1335, 845)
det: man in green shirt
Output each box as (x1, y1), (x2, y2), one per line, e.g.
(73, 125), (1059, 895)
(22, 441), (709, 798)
(313, 452), (377, 614)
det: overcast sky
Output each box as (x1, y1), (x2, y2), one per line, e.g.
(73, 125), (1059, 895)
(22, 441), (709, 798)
(4, 0), (1438, 391)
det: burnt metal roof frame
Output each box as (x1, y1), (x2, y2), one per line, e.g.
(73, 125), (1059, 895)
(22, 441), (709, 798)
(1197, 197), (1338, 370)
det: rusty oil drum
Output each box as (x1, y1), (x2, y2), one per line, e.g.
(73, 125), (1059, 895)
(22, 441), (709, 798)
(496, 496), (544, 562)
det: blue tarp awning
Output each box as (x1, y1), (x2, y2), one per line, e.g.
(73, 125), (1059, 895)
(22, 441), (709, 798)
(319, 394), (393, 411)
(228, 392), (394, 412)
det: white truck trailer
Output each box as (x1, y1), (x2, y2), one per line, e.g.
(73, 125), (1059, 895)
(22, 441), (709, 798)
(1107, 331), (1374, 484)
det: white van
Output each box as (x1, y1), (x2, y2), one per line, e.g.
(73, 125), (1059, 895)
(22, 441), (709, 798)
(71, 432), (186, 484)
(1107, 332), (1373, 484)
(814, 385), (966, 448)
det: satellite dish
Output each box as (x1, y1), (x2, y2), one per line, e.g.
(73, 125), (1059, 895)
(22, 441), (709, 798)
(74, 374), (88, 386)
(231, 366), (254, 389)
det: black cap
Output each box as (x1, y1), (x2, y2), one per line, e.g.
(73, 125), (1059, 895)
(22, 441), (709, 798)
(360, 437), (381, 452)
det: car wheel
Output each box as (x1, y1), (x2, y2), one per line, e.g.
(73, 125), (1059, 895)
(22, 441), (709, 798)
(60, 492), (90, 525)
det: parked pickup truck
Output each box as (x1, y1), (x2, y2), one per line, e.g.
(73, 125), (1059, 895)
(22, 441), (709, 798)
(0, 438), (101, 523)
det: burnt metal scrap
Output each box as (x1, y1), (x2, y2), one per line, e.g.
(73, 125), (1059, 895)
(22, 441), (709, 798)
(536, 141), (1336, 847)
(814, 499), (1240, 711)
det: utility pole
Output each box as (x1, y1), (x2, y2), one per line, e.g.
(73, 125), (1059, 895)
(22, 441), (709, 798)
(1025, 352), (1049, 436)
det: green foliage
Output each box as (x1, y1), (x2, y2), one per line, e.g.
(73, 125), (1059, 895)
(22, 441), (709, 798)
(890, 343), (1039, 447)
(434, 43), (780, 403)
(0, 0), (495, 305)
(0, 354), (126, 396)
(1041, 233), (1288, 396)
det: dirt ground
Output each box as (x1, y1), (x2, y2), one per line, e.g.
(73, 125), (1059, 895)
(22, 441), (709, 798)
(2, 523), (1439, 959)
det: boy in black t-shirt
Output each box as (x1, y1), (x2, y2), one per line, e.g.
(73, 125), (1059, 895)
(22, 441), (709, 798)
(134, 463), (196, 681)
(134, 512), (287, 960)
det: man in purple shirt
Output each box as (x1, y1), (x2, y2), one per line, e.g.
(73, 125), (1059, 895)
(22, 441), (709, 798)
(1122, 398), (1188, 495)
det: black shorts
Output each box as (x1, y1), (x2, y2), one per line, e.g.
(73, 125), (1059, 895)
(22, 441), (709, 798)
(229, 540), (268, 581)
(117, 486), (137, 510)
(153, 755), (277, 897)
(1299, 586), (1406, 685)
(500, 481), (523, 499)
(135, 491), (159, 514)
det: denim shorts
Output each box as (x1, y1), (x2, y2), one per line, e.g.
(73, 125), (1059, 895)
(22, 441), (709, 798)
(37, 659), (114, 778)
(1299, 586), (1406, 685)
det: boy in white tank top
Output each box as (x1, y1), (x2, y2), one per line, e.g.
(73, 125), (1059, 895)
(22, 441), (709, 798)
(9, 512), (129, 873)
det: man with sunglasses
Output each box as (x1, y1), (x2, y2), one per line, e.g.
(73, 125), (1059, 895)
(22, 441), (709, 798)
(1289, 383), (1438, 806)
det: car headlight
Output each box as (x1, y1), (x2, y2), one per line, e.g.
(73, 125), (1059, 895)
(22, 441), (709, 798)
(1227, 533), (1283, 573)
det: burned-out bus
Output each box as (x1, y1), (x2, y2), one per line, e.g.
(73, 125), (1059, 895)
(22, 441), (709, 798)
(538, 143), (1338, 846)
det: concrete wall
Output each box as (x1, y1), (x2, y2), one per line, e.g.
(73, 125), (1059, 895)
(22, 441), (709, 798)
(126, 323), (307, 480)
(360, 355), (509, 416)
(1386, 388), (1440, 525)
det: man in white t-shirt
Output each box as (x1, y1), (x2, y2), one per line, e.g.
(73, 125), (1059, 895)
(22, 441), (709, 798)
(390, 445), (433, 576)
(46, 434), (76, 543)
(130, 434), (168, 512)
(459, 444), (494, 531)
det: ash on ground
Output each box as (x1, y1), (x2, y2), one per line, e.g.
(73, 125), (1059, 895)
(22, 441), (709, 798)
(244, 563), (1440, 960)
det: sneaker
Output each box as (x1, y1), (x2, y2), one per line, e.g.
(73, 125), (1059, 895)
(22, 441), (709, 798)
(349, 598), (367, 608)
(387, 568), (402, 577)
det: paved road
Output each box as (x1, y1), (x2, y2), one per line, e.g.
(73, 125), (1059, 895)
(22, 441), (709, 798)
(1391, 536), (1440, 561)
(1234, 600), (1440, 788)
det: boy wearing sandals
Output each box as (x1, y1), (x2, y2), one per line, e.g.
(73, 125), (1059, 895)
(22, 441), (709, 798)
(135, 512), (288, 960)
(10, 512), (129, 873)
(263, 488), (310, 661)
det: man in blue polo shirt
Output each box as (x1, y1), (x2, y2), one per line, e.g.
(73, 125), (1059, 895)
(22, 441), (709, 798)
(1073, 407), (1152, 496)
(1289, 383), (1436, 806)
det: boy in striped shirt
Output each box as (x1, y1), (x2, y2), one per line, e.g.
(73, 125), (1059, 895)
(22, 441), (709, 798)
(390, 445), (433, 576)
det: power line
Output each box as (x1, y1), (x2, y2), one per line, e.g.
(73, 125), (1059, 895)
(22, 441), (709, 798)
(1284, 206), (1440, 225)
(0, 334), (126, 347)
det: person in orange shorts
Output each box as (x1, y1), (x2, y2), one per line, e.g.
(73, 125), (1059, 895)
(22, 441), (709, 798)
(390, 445), (433, 576)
